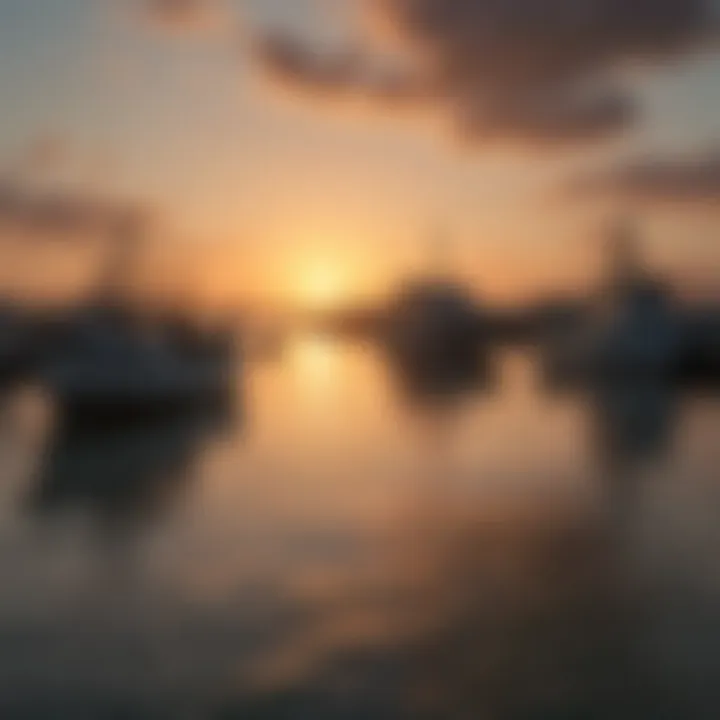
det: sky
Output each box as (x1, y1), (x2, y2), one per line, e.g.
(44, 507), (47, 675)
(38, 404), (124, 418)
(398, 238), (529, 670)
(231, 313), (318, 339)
(1, 0), (720, 309)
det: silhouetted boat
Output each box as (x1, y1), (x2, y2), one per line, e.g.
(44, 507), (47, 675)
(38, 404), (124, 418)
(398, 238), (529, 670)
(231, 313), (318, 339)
(44, 308), (237, 427)
(543, 220), (682, 383)
(382, 227), (483, 364)
(386, 278), (482, 356)
(41, 207), (240, 426)
(381, 278), (492, 409)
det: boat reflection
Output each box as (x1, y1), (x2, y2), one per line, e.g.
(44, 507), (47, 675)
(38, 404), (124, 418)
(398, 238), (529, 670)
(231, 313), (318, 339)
(27, 401), (239, 531)
(590, 378), (677, 477)
(385, 343), (493, 410)
(217, 354), (690, 719)
(3, 341), (719, 718)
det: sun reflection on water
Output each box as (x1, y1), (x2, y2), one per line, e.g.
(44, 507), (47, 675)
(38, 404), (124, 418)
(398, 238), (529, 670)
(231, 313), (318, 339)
(288, 334), (343, 387)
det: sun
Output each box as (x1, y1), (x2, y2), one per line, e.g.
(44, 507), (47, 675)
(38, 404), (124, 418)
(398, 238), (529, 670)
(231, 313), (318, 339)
(297, 261), (348, 310)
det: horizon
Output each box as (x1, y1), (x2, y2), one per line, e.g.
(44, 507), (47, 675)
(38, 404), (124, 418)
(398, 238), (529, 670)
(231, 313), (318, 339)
(1, 0), (720, 311)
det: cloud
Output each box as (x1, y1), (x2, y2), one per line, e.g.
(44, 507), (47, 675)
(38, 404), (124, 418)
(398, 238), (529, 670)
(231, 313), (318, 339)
(253, 32), (429, 107)
(0, 181), (151, 241)
(569, 150), (720, 205)
(136, 0), (230, 35)
(250, 0), (719, 144)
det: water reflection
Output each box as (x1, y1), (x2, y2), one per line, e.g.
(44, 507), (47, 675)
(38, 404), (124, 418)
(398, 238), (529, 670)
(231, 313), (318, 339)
(385, 344), (493, 409)
(216, 349), (717, 719)
(218, 482), (644, 720)
(0, 344), (720, 718)
(590, 380), (676, 476)
(28, 401), (238, 533)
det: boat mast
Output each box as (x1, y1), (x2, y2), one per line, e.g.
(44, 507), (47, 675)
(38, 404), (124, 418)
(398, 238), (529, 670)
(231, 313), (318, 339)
(95, 209), (146, 308)
(606, 216), (642, 294)
(425, 224), (453, 281)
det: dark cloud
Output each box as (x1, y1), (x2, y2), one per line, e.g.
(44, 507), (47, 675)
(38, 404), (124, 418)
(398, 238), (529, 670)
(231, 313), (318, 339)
(254, 34), (368, 95)
(569, 150), (720, 205)
(0, 182), (151, 240)
(251, 0), (719, 144)
(253, 32), (431, 113)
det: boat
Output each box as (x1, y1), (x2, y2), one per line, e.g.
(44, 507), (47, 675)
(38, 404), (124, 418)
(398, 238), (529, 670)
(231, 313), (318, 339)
(42, 211), (239, 426)
(45, 307), (237, 427)
(542, 220), (683, 384)
(387, 280), (480, 360)
(384, 227), (484, 365)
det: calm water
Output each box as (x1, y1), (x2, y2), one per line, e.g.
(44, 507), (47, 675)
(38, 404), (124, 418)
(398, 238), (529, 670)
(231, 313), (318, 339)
(1, 338), (720, 719)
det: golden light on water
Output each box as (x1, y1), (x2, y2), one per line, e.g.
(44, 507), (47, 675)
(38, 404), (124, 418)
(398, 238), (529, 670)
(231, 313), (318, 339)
(289, 335), (342, 388)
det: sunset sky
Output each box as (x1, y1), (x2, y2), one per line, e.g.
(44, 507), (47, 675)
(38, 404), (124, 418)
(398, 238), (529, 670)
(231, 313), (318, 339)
(2, 0), (720, 309)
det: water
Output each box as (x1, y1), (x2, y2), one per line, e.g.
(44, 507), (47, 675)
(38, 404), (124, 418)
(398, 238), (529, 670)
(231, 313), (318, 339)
(1, 337), (720, 719)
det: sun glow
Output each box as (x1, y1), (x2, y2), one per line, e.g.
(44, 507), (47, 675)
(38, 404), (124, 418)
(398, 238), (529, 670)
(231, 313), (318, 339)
(295, 259), (353, 310)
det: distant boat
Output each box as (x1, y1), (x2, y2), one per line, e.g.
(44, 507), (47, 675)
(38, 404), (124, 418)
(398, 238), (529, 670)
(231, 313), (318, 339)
(385, 279), (482, 367)
(542, 220), (682, 383)
(383, 225), (483, 363)
(44, 307), (238, 427)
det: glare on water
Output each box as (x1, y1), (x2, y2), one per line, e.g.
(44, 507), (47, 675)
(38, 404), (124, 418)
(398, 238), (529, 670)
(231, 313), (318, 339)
(0, 343), (719, 718)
